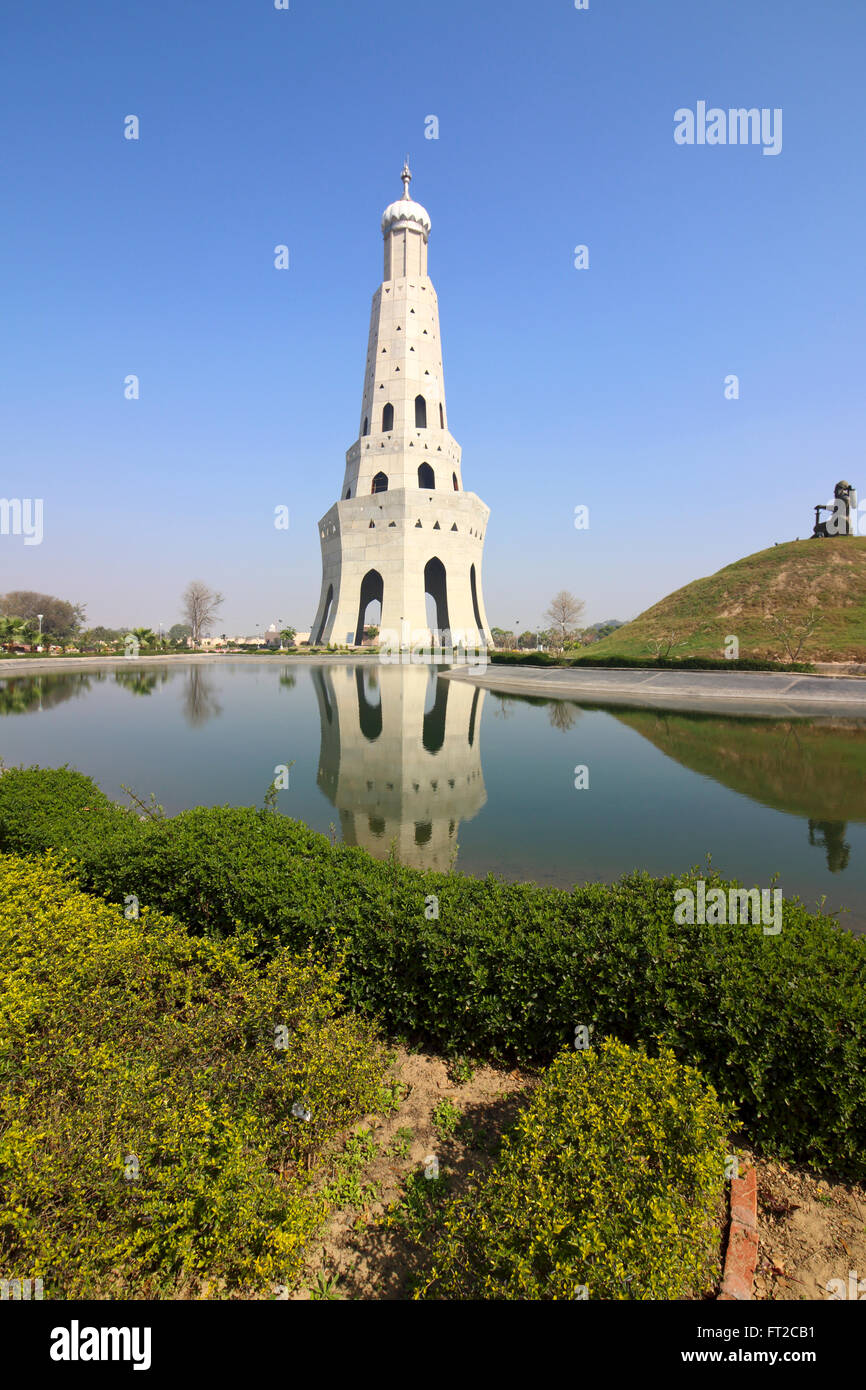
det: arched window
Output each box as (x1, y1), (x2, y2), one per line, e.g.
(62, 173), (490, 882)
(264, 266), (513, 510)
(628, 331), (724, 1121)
(371, 471), (388, 494)
(418, 462), (435, 489)
(439, 403), (444, 428)
(452, 472), (458, 491)
(414, 394), (427, 428)
(382, 403), (394, 432)
(362, 415), (369, 436)
(345, 488), (351, 499)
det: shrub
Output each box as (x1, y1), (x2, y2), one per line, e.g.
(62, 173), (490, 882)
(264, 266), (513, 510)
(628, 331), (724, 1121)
(0, 850), (390, 1298)
(1, 767), (865, 1177)
(489, 652), (814, 673)
(413, 1039), (728, 1299)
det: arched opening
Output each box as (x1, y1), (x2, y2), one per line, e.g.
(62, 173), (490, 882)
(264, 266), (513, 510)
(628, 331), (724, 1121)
(439, 403), (444, 428)
(362, 415), (369, 436)
(315, 584), (333, 645)
(424, 555), (450, 644)
(468, 686), (480, 747)
(355, 666), (382, 742)
(452, 472), (459, 491)
(354, 568), (383, 646)
(382, 403), (394, 432)
(414, 394), (427, 428)
(422, 677), (449, 753)
(470, 564), (484, 635)
(371, 472), (388, 494)
(345, 488), (351, 499)
(417, 462), (435, 489)
(414, 821), (433, 846)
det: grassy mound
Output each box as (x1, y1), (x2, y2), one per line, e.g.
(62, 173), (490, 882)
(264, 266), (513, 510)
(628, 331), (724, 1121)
(587, 537), (866, 663)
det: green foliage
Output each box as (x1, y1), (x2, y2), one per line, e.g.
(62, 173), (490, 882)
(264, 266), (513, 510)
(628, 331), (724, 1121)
(0, 850), (390, 1298)
(413, 1039), (728, 1300)
(431, 1099), (462, 1138)
(1, 767), (866, 1176)
(490, 650), (814, 673)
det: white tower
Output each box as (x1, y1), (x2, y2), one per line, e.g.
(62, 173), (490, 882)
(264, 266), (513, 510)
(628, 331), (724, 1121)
(311, 162), (493, 649)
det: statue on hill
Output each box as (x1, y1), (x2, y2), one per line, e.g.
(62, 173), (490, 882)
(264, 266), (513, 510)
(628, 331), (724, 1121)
(811, 480), (857, 538)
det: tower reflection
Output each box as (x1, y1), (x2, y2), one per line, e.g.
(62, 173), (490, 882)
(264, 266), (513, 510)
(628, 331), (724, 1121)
(312, 663), (486, 871)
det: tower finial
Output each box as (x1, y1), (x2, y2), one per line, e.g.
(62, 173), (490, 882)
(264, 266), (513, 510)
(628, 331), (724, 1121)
(401, 157), (412, 200)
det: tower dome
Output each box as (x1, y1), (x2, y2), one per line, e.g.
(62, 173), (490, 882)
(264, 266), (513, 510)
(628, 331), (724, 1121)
(381, 159), (431, 237)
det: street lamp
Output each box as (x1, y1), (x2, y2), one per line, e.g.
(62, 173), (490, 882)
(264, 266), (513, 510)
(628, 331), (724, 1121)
(37, 613), (43, 647)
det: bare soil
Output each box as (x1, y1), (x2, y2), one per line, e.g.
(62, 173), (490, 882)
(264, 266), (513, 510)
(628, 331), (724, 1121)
(746, 1148), (866, 1301)
(292, 1048), (537, 1300)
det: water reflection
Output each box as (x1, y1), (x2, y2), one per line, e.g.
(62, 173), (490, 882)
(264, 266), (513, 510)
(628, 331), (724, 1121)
(181, 667), (222, 727)
(604, 703), (866, 874)
(808, 821), (851, 874)
(0, 671), (104, 716)
(114, 668), (169, 697)
(313, 663), (486, 871)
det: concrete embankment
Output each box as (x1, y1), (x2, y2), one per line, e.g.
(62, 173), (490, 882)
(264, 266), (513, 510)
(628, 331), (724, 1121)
(440, 664), (866, 718)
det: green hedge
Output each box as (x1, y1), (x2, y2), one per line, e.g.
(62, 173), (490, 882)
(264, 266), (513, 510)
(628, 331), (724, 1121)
(490, 652), (814, 672)
(414, 1039), (728, 1299)
(0, 847), (390, 1298)
(1, 766), (865, 1177)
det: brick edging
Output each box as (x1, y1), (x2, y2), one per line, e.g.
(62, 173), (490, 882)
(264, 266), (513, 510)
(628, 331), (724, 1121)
(719, 1167), (758, 1300)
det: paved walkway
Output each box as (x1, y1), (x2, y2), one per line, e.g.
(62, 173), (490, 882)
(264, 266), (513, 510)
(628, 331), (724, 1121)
(441, 664), (866, 717)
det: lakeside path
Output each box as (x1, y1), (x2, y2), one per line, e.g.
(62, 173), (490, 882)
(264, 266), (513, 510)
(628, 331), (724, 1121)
(440, 664), (866, 718)
(0, 653), (376, 676)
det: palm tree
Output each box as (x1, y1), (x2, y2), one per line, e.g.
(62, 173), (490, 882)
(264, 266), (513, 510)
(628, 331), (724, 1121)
(131, 627), (155, 651)
(0, 616), (30, 650)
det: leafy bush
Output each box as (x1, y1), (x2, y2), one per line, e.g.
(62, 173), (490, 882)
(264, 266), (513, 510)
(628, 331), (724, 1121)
(414, 1039), (728, 1299)
(1, 767), (865, 1176)
(0, 849), (390, 1298)
(489, 652), (814, 672)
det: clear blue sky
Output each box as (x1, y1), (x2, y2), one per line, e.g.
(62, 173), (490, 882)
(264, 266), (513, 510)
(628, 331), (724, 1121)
(2, 0), (864, 634)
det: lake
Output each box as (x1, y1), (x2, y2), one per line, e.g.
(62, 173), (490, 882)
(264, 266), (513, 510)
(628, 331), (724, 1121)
(3, 658), (866, 931)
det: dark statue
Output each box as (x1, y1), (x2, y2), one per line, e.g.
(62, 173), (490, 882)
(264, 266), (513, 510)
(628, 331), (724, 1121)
(811, 480), (858, 538)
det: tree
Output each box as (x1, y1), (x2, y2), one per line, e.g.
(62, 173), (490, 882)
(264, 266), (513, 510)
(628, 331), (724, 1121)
(0, 616), (32, 649)
(0, 592), (85, 639)
(543, 591), (585, 650)
(280, 627), (297, 647)
(490, 627), (515, 650)
(517, 630), (538, 649)
(363, 625), (379, 642)
(763, 608), (823, 662)
(131, 627), (155, 650)
(181, 582), (224, 647)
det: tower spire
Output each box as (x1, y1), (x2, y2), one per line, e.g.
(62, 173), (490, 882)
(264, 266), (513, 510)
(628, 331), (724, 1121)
(401, 156), (411, 200)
